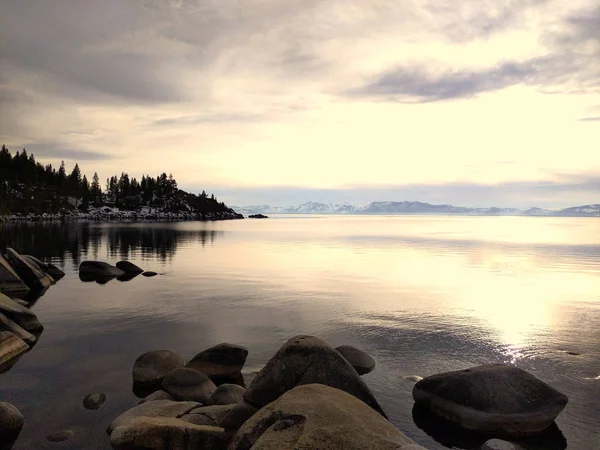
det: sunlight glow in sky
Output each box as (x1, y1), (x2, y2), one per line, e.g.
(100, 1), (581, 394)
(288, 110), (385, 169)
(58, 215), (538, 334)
(0, 0), (598, 207)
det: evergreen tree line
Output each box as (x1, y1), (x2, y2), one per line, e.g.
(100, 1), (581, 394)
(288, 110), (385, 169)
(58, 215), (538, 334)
(0, 145), (230, 215)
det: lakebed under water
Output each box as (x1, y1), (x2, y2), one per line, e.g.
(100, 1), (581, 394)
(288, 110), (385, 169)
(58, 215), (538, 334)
(1, 215), (599, 449)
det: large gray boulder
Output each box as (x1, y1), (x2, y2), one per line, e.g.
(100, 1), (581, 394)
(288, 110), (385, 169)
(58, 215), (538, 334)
(5, 248), (54, 290)
(161, 368), (217, 403)
(107, 400), (200, 434)
(0, 331), (28, 371)
(110, 417), (226, 450)
(230, 384), (423, 450)
(133, 349), (185, 394)
(0, 402), (24, 441)
(181, 405), (235, 426)
(0, 312), (37, 346)
(335, 345), (376, 375)
(186, 343), (248, 380)
(208, 384), (246, 406)
(23, 255), (65, 280)
(116, 260), (144, 273)
(413, 364), (568, 436)
(0, 255), (29, 296)
(0, 293), (44, 334)
(79, 261), (124, 277)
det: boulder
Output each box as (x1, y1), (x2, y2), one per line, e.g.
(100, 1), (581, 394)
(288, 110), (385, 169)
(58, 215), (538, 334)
(116, 260), (144, 273)
(335, 345), (376, 375)
(139, 390), (175, 404)
(230, 384), (423, 450)
(161, 368), (217, 403)
(107, 400), (200, 434)
(0, 255), (29, 296)
(229, 335), (386, 430)
(5, 248), (54, 290)
(83, 392), (107, 410)
(110, 417), (226, 450)
(142, 271), (158, 277)
(208, 384), (246, 406)
(0, 293), (44, 334)
(219, 400), (258, 432)
(133, 349), (185, 394)
(0, 312), (37, 346)
(0, 402), (24, 439)
(23, 255), (65, 279)
(79, 261), (124, 277)
(413, 364), (568, 436)
(181, 404), (235, 426)
(186, 343), (248, 380)
(0, 331), (29, 370)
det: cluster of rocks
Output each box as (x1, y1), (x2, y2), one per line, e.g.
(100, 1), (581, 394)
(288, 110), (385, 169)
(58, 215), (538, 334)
(0, 247), (65, 298)
(105, 335), (569, 450)
(0, 208), (244, 223)
(79, 260), (158, 283)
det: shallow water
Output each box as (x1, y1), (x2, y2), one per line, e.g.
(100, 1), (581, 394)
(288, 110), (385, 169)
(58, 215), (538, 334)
(0, 216), (599, 449)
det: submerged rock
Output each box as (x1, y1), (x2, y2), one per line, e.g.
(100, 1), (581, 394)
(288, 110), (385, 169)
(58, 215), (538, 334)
(116, 260), (144, 273)
(110, 417), (226, 450)
(413, 364), (568, 436)
(186, 343), (248, 381)
(161, 368), (217, 403)
(46, 430), (74, 442)
(0, 293), (44, 334)
(133, 349), (185, 395)
(335, 345), (376, 375)
(83, 393), (107, 410)
(0, 255), (29, 296)
(208, 384), (246, 406)
(230, 384), (423, 450)
(5, 248), (54, 290)
(79, 261), (124, 277)
(0, 402), (24, 440)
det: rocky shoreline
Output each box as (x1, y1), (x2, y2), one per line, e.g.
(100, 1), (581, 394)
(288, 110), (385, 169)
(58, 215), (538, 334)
(0, 249), (571, 450)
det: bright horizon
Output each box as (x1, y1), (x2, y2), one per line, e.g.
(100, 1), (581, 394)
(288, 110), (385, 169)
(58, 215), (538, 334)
(1, 0), (598, 209)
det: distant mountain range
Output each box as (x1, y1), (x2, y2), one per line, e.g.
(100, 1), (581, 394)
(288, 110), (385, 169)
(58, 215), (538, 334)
(232, 201), (600, 217)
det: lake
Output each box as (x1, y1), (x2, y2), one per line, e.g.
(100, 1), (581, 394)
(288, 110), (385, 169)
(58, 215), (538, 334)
(1, 215), (599, 449)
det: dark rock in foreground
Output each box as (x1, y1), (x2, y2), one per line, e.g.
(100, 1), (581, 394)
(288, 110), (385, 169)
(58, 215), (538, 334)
(208, 384), (246, 406)
(0, 293), (43, 334)
(83, 393), (107, 410)
(23, 255), (65, 280)
(0, 402), (24, 442)
(133, 349), (185, 395)
(413, 364), (568, 436)
(181, 405), (235, 427)
(230, 384), (423, 450)
(79, 261), (124, 277)
(335, 345), (376, 375)
(0, 255), (29, 296)
(5, 248), (54, 290)
(116, 261), (144, 274)
(0, 331), (28, 372)
(186, 343), (248, 381)
(161, 368), (217, 403)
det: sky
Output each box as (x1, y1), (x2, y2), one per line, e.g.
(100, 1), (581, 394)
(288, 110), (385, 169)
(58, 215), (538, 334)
(0, 0), (598, 209)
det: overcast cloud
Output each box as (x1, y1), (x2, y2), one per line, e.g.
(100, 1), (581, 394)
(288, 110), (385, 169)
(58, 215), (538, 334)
(0, 0), (598, 208)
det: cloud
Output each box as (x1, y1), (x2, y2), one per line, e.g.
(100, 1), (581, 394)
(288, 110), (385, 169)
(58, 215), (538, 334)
(21, 143), (113, 162)
(579, 117), (600, 122)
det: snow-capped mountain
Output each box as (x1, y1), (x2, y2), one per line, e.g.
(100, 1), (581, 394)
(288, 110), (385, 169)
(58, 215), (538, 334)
(232, 202), (600, 217)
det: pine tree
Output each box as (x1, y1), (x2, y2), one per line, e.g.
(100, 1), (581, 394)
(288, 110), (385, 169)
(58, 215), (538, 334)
(57, 161), (67, 188)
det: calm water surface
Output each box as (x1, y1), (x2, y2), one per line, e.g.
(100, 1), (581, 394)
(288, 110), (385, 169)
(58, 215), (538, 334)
(1, 216), (599, 449)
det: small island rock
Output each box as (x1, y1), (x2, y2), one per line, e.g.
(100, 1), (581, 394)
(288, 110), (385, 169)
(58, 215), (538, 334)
(142, 271), (158, 277)
(413, 364), (568, 436)
(248, 214), (268, 219)
(133, 349), (185, 394)
(161, 368), (217, 403)
(230, 384), (423, 450)
(335, 345), (376, 375)
(83, 393), (107, 410)
(208, 384), (246, 406)
(186, 343), (248, 380)
(0, 402), (24, 439)
(116, 261), (144, 273)
(79, 261), (124, 277)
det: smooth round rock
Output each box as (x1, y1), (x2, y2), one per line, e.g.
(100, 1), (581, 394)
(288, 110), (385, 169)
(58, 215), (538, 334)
(83, 393), (107, 410)
(116, 261), (143, 273)
(0, 402), (24, 437)
(335, 345), (376, 375)
(208, 384), (246, 406)
(138, 390), (175, 404)
(162, 368), (217, 403)
(46, 430), (74, 442)
(480, 439), (524, 450)
(413, 364), (569, 436)
(186, 343), (248, 380)
(133, 350), (185, 393)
